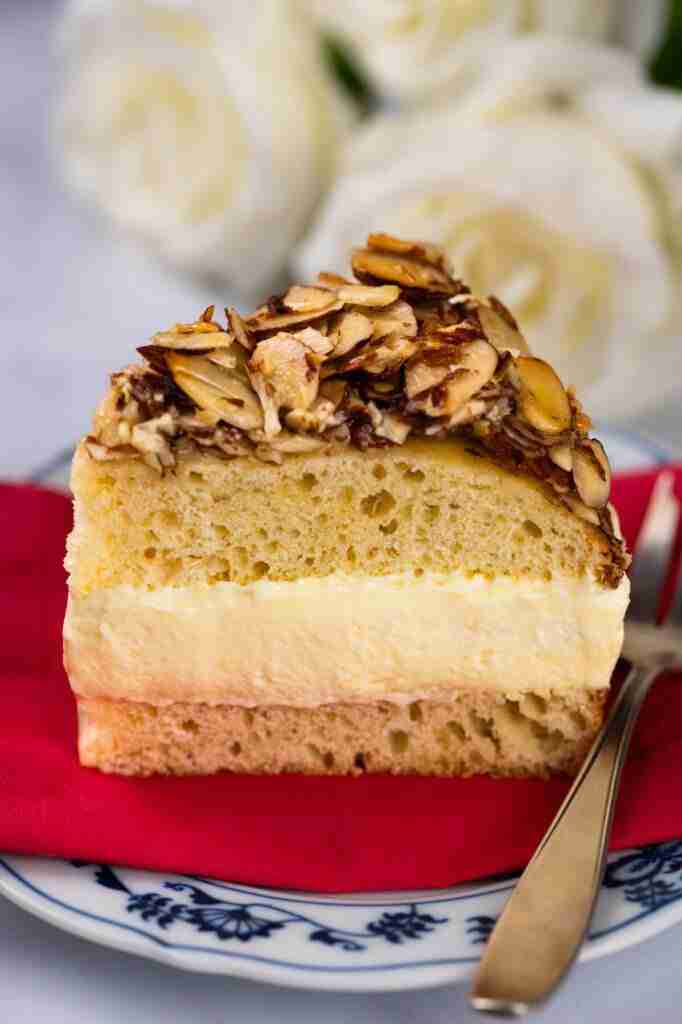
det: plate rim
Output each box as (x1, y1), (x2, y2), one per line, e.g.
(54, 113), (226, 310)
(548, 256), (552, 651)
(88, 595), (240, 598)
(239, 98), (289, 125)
(2, 847), (682, 993)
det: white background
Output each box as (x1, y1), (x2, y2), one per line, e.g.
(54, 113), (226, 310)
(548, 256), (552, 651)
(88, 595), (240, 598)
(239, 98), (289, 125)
(1, 2), (681, 1020)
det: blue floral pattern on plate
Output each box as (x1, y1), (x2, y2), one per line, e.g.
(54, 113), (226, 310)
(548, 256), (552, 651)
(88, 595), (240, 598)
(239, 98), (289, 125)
(1, 843), (681, 992)
(71, 862), (449, 952)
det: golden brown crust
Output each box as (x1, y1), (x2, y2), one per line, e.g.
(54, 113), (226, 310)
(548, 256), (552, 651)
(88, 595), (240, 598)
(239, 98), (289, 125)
(78, 690), (607, 778)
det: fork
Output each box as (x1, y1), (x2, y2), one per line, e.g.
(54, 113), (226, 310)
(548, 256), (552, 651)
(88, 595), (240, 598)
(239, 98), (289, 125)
(469, 471), (682, 1016)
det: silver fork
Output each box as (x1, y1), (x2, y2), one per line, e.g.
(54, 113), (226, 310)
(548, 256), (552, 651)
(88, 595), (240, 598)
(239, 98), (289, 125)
(469, 471), (682, 1017)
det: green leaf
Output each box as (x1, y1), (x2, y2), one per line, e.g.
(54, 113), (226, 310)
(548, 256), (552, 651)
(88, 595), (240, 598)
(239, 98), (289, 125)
(650, 0), (682, 89)
(322, 34), (377, 116)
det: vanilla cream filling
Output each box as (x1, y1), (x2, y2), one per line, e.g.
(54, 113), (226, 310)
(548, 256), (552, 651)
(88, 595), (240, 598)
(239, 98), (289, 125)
(64, 570), (629, 707)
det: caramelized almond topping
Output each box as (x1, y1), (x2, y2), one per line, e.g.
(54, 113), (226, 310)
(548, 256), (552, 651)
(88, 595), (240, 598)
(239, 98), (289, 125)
(89, 231), (626, 582)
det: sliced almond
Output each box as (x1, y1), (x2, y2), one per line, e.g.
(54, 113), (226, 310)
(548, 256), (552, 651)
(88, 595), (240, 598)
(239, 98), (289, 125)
(405, 352), (453, 399)
(562, 493), (601, 526)
(513, 357), (572, 435)
(249, 373), (281, 439)
(477, 304), (529, 356)
(338, 331), (418, 376)
(226, 306), (254, 352)
(246, 300), (342, 333)
(351, 248), (457, 295)
(285, 402), (337, 434)
(151, 328), (232, 351)
(174, 319), (221, 334)
(410, 339), (498, 417)
(284, 285), (334, 314)
(293, 325), (335, 357)
(367, 404), (411, 444)
(601, 502), (623, 541)
(365, 299), (417, 341)
(366, 232), (445, 267)
(548, 444), (573, 472)
(249, 333), (319, 414)
(447, 398), (487, 428)
(318, 271), (351, 287)
(573, 439), (611, 509)
(327, 311), (372, 359)
(206, 349), (238, 371)
(167, 352), (263, 431)
(335, 283), (400, 307)
(131, 414), (176, 471)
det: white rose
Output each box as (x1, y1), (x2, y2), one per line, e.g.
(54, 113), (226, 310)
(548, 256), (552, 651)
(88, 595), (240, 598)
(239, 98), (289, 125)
(616, 0), (668, 60)
(298, 38), (682, 419)
(57, 0), (353, 295)
(310, 0), (617, 104)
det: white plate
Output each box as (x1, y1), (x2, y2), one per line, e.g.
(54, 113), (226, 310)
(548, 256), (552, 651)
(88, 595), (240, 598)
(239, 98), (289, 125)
(2, 428), (678, 993)
(1, 847), (682, 993)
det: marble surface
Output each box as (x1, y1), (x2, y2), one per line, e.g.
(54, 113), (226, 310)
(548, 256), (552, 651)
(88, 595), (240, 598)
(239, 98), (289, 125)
(2, 2), (681, 1020)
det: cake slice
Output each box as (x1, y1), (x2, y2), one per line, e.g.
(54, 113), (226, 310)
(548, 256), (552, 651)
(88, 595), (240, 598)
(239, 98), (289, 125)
(64, 233), (630, 777)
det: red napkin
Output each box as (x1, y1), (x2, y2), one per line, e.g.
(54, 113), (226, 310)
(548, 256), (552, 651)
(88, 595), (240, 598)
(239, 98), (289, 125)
(1, 468), (681, 893)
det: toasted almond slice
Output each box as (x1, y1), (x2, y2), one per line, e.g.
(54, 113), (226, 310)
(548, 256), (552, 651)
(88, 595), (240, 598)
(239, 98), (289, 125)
(249, 333), (319, 413)
(514, 357), (572, 435)
(151, 329), (232, 351)
(405, 355), (452, 399)
(318, 271), (351, 287)
(339, 332), (418, 375)
(130, 414), (176, 470)
(199, 304), (215, 323)
(548, 444), (573, 472)
(249, 373), (281, 439)
(477, 304), (529, 355)
(411, 339), (498, 417)
(352, 248), (457, 294)
(447, 398), (487, 427)
(488, 295), (519, 329)
(573, 439), (611, 509)
(336, 283), (400, 307)
(206, 349), (237, 371)
(366, 232), (445, 267)
(365, 299), (417, 341)
(602, 502), (623, 541)
(284, 285), (335, 313)
(293, 326), (335, 356)
(226, 306), (254, 352)
(367, 404), (411, 444)
(246, 301), (343, 333)
(167, 352), (263, 431)
(329, 311), (373, 357)
(172, 320), (222, 334)
(285, 395), (339, 434)
(562, 493), (601, 526)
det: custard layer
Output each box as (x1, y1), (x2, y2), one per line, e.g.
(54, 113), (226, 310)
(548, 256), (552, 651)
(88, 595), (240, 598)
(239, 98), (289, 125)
(64, 570), (629, 707)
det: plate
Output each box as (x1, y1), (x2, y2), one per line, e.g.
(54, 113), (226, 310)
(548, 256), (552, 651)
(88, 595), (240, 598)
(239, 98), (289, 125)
(2, 428), (678, 993)
(1, 847), (682, 992)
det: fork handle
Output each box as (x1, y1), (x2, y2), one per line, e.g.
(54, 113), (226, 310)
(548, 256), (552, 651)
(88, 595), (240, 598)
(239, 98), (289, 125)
(470, 663), (660, 1016)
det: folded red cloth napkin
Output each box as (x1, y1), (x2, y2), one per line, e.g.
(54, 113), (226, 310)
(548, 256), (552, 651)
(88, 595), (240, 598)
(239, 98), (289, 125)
(1, 468), (681, 893)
